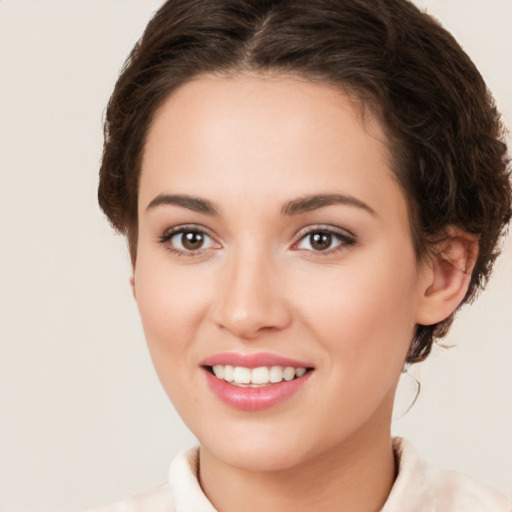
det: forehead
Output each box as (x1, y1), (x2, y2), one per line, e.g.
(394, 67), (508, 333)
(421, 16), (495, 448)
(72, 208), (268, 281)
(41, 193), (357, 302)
(139, 73), (405, 221)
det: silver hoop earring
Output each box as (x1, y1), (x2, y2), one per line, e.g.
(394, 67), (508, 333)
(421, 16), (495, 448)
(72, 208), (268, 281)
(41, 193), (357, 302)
(392, 363), (421, 420)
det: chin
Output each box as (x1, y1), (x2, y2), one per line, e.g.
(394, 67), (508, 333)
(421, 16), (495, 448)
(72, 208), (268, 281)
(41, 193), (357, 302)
(205, 438), (311, 472)
(194, 416), (333, 473)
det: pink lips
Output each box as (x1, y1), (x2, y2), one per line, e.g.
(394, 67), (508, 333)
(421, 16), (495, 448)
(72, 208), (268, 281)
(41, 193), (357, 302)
(200, 352), (314, 412)
(201, 352), (311, 369)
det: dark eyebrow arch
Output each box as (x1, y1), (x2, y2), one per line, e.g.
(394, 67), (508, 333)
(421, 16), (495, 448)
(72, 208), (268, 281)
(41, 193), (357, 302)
(281, 193), (376, 216)
(146, 194), (219, 215)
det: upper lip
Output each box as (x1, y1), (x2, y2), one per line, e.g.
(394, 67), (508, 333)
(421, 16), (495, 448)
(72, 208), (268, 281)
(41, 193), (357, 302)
(200, 352), (314, 369)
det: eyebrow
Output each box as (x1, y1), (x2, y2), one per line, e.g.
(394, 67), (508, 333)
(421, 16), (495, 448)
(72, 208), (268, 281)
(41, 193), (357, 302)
(146, 194), (219, 215)
(146, 192), (376, 217)
(281, 193), (377, 216)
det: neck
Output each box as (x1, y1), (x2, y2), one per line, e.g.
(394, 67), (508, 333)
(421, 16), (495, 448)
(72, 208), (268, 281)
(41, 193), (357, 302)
(199, 425), (397, 512)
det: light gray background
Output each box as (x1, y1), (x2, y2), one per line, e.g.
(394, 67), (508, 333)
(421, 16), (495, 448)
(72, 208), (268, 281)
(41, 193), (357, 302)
(0, 1), (511, 511)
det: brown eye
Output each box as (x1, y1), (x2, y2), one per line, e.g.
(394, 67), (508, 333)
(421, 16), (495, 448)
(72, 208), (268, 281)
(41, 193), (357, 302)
(309, 232), (332, 251)
(181, 231), (205, 250)
(160, 227), (217, 254)
(294, 228), (355, 254)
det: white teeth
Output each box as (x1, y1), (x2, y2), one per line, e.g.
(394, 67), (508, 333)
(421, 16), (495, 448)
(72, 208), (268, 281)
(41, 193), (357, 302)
(251, 366), (270, 384)
(212, 365), (224, 379)
(233, 366), (251, 384)
(269, 366), (283, 383)
(223, 365), (234, 382)
(283, 367), (296, 381)
(295, 367), (306, 378)
(210, 365), (309, 386)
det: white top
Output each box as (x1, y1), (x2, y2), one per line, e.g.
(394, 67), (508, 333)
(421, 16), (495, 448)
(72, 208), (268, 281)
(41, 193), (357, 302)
(88, 438), (511, 512)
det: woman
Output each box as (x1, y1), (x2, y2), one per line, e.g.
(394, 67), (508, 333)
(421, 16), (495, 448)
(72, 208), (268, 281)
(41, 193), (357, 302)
(92, 0), (511, 510)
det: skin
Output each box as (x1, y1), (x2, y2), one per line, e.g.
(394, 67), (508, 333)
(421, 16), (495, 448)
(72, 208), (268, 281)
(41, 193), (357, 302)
(132, 74), (476, 512)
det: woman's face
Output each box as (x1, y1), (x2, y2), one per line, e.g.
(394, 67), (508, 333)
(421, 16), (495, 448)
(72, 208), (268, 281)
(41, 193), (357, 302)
(134, 74), (430, 472)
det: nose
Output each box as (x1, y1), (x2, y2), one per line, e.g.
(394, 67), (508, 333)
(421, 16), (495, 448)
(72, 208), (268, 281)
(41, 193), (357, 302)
(211, 249), (292, 340)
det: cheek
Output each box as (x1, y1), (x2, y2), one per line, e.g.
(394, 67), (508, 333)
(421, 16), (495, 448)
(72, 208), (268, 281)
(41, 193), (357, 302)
(292, 249), (419, 366)
(133, 253), (211, 371)
(288, 255), (419, 433)
(133, 265), (211, 419)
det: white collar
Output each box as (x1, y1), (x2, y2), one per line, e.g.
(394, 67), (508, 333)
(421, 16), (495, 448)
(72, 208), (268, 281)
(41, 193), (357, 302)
(167, 438), (511, 512)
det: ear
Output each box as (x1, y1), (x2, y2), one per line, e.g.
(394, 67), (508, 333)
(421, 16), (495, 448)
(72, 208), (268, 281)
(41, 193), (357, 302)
(130, 275), (136, 300)
(416, 227), (479, 326)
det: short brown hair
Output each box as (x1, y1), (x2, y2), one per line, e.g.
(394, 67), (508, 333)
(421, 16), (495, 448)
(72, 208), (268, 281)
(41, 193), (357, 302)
(98, 0), (511, 363)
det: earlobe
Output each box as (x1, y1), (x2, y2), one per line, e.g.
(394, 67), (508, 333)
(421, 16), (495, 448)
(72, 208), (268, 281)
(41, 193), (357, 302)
(416, 228), (479, 326)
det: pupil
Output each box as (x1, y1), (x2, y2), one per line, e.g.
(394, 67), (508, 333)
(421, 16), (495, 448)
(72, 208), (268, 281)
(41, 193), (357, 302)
(182, 231), (204, 250)
(311, 232), (332, 251)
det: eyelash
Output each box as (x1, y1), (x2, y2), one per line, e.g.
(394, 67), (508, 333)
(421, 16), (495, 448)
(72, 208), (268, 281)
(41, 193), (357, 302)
(158, 225), (218, 258)
(291, 225), (357, 256)
(157, 225), (357, 258)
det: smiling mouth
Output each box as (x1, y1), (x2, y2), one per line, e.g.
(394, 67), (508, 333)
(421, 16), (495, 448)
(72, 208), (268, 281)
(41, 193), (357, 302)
(205, 365), (314, 387)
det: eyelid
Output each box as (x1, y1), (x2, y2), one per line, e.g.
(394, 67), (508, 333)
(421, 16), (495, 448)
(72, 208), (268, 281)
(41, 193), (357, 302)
(290, 224), (357, 253)
(158, 224), (222, 256)
(157, 223), (356, 257)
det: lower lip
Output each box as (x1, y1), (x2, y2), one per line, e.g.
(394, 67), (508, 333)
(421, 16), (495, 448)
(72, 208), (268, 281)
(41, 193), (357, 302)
(204, 369), (312, 411)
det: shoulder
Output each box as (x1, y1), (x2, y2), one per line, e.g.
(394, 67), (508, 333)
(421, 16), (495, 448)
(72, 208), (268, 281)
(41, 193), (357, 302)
(84, 483), (175, 512)
(383, 438), (512, 512)
(85, 447), (217, 512)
